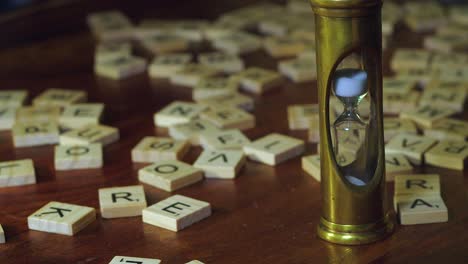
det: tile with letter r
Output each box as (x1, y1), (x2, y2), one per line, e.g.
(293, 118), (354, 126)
(99, 185), (147, 219)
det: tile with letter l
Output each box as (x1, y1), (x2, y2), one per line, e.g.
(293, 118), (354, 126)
(99, 185), (147, 219)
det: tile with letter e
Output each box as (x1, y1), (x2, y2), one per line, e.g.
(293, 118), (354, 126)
(142, 194), (211, 232)
(109, 256), (161, 264)
(425, 140), (468, 170)
(54, 144), (103, 170)
(154, 101), (206, 128)
(200, 129), (250, 150)
(0, 224), (4, 243)
(0, 159), (36, 187)
(302, 154), (321, 182)
(59, 103), (104, 129)
(424, 118), (468, 141)
(168, 119), (219, 146)
(239, 67), (283, 95)
(16, 105), (61, 123)
(385, 133), (437, 165)
(131, 137), (190, 163)
(12, 121), (59, 147)
(243, 133), (305, 166)
(0, 90), (27, 107)
(193, 149), (246, 179)
(138, 160), (203, 192)
(99, 185), (147, 219)
(149, 53), (192, 79)
(398, 196), (448, 225)
(95, 55), (147, 80)
(170, 64), (219, 87)
(198, 52), (244, 74)
(393, 174), (440, 210)
(33, 88), (87, 108)
(27, 201), (96, 236)
(278, 58), (316, 83)
(385, 153), (413, 182)
(60, 124), (119, 146)
(200, 107), (255, 130)
(400, 104), (456, 129)
(0, 107), (17, 130)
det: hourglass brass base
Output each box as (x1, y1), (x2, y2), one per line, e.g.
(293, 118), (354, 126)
(317, 213), (395, 245)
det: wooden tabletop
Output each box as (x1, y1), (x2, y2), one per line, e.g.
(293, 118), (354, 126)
(1, 1), (467, 263)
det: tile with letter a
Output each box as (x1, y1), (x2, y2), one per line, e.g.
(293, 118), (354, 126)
(0, 224), (4, 243)
(54, 144), (103, 170)
(398, 196), (448, 225)
(243, 133), (305, 166)
(138, 160), (203, 192)
(384, 117), (417, 142)
(239, 67), (283, 95)
(385, 153), (413, 182)
(193, 149), (246, 179)
(385, 133), (437, 165)
(0, 90), (27, 107)
(393, 174), (440, 210)
(200, 129), (250, 150)
(425, 140), (468, 170)
(16, 105), (61, 123)
(0, 159), (36, 187)
(168, 119), (219, 146)
(200, 107), (255, 130)
(12, 121), (59, 147)
(278, 57), (316, 83)
(170, 64), (219, 87)
(131, 137), (189, 163)
(154, 101), (206, 128)
(424, 118), (468, 141)
(59, 103), (104, 129)
(142, 194), (211, 232)
(198, 52), (244, 74)
(95, 55), (147, 80)
(27, 201), (96, 236)
(302, 154), (321, 182)
(400, 105), (456, 129)
(32, 88), (87, 108)
(0, 107), (17, 130)
(60, 124), (119, 146)
(99, 185), (147, 219)
(109, 256), (161, 264)
(149, 53), (192, 79)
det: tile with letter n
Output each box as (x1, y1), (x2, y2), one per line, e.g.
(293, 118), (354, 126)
(142, 194), (211, 232)
(238, 67), (283, 95)
(168, 119), (219, 146)
(12, 121), (59, 147)
(32, 88), (87, 108)
(99, 185), (147, 219)
(131, 137), (190, 163)
(393, 174), (440, 211)
(385, 153), (413, 182)
(95, 55), (147, 80)
(200, 107), (255, 130)
(0, 224), (4, 243)
(54, 144), (103, 170)
(243, 133), (305, 166)
(138, 160), (203, 192)
(424, 118), (468, 141)
(60, 124), (119, 146)
(301, 154), (320, 182)
(200, 129), (250, 150)
(148, 53), (192, 79)
(170, 63), (220, 87)
(0, 159), (35, 187)
(425, 140), (468, 170)
(59, 103), (104, 129)
(154, 101), (206, 128)
(0, 90), (27, 107)
(383, 117), (417, 142)
(27, 201), (96, 236)
(400, 104), (456, 129)
(0, 107), (17, 131)
(193, 149), (246, 179)
(385, 133), (437, 165)
(109, 256), (161, 264)
(398, 196), (448, 225)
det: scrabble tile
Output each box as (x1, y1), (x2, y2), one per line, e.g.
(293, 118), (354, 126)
(154, 101), (206, 128)
(382, 77), (416, 96)
(200, 129), (250, 150)
(288, 104), (319, 130)
(391, 49), (431, 73)
(425, 79), (468, 93)
(193, 149), (246, 179)
(200, 107), (255, 130)
(54, 144), (103, 170)
(28, 201), (96, 236)
(140, 32), (190, 54)
(192, 77), (238, 101)
(0, 159), (35, 187)
(99, 185), (147, 219)
(95, 42), (132, 63)
(384, 117), (418, 142)
(186, 261), (204, 264)
(12, 121), (59, 147)
(148, 53), (192, 79)
(0, 90), (27, 107)
(449, 5), (468, 26)
(308, 122), (320, 143)
(131, 137), (189, 163)
(396, 69), (432, 87)
(400, 105), (456, 129)
(385, 133), (437, 165)
(195, 92), (254, 112)
(0, 107), (17, 130)
(239, 67), (283, 94)
(302, 154), (320, 182)
(264, 36), (306, 58)
(424, 34), (468, 53)
(403, 2), (446, 33)
(434, 67), (468, 82)
(424, 118), (468, 141)
(33, 88), (87, 108)
(419, 87), (466, 112)
(212, 31), (261, 55)
(243, 133), (305, 166)
(383, 92), (420, 115)
(385, 153), (413, 181)
(142, 195), (211, 232)
(16, 105), (61, 123)
(109, 256), (161, 264)
(297, 50), (316, 61)
(278, 58), (316, 83)
(87, 10), (133, 41)
(398, 196), (448, 225)
(395, 174), (440, 197)
(168, 119), (219, 146)
(59, 103), (104, 129)
(138, 160), (203, 192)
(430, 53), (468, 71)
(0, 224), (4, 243)
(170, 64), (219, 87)
(95, 55), (147, 80)
(60, 124), (119, 146)
(425, 140), (468, 170)
(198, 52), (244, 74)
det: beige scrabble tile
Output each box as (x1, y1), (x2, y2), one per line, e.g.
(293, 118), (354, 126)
(168, 119), (220, 146)
(424, 118), (468, 141)
(60, 124), (119, 146)
(33, 89), (87, 108)
(172, 20), (209, 42)
(302, 154), (320, 182)
(193, 149), (246, 179)
(109, 256), (161, 264)
(212, 31), (262, 55)
(396, 69), (432, 87)
(99, 185), (147, 219)
(430, 53), (468, 71)
(140, 32), (189, 54)
(383, 91), (419, 114)
(391, 49), (432, 73)
(244, 133), (305, 165)
(385, 153), (413, 181)
(12, 121), (59, 147)
(424, 34), (468, 53)
(288, 104), (319, 130)
(394, 174), (440, 197)
(192, 77), (238, 101)
(400, 105), (456, 129)
(0, 107), (17, 131)
(131, 137), (189, 163)
(154, 101), (206, 128)
(308, 122), (320, 143)
(239, 67), (283, 94)
(425, 79), (468, 93)
(86, 10), (133, 41)
(264, 36), (306, 58)
(425, 140), (468, 170)
(449, 5), (468, 26)
(434, 67), (468, 82)
(0, 224), (4, 243)
(170, 64), (219, 87)
(200, 107), (255, 130)
(95, 42), (131, 64)
(95, 55), (147, 80)
(196, 92), (254, 112)
(383, 77), (416, 96)
(186, 261), (204, 264)
(278, 58), (316, 83)
(138, 160), (203, 192)
(28, 201), (96, 236)
(54, 144), (103, 170)
(0, 90), (27, 107)
(198, 52), (244, 74)
(384, 117), (418, 142)
(0, 159), (36, 187)
(385, 133), (437, 165)
(398, 196), (448, 225)
(59, 103), (104, 129)
(200, 129), (250, 150)
(142, 194), (211, 232)
(419, 87), (466, 112)
(148, 53), (192, 79)
(16, 105), (61, 123)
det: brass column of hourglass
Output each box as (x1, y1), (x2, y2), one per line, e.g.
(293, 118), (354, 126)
(310, 0), (394, 245)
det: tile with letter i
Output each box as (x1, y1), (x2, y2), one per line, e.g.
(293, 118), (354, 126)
(0, 90), (27, 107)
(419, 87), (466, 112)
(393, 174), (440, 211)
(200, 107), (255, 130)
(95, 55), (147, 80)
(193, 149), (246, 179)
(32, 88), (87, 108)
(168, 119), (219, 146)
(54, 144), (103, 170)
(400, 105), (456, 129)
(95, 42), (131, 64)
(425, 140), (468, 170)
(385, 133), (437, 165)
(301, 154), (321, 182)
(198, 52), (244, 74)
(148, 53), (192, 79)
(16, 105), (61, 123)
(195, 92), (254, 112)
(278, 58), (316, 83)
(239, 67), (283, 95)
(27, 201), (96, 236)
(192, 77), (238, 101)
(60, 124), (119, 146)
(109, 256), (161, 264)
(0, 224), (4, 243)
(142, 194), (211, 232)
(424, 118), (468, 141)
(384, 117), (418, 143)
(138, 160), (203, 192)
(99, 185), (147, 219)
(243, 133), (305, 166)
(12, 121), (59, 147)
(398, 196), (448, 225)
(0, 107), (17, 130)
(131, 137), (190, 163)
(385, 153), (413, 182)
(170, 64), (220, 87)
(59, 103), (104, 129)
(200, 129), (250, 150)
(154, 101), (206, 128)
(0, 159), (35, 187)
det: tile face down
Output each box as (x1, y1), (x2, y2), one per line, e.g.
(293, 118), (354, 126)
(132, 137), (190, 163)
(193, 149), (246, 179)
(60, 124), (119, 146)
(0, 159), (36, 187)
(54, 144), (103, 170)
(99, 185), (147, 219)
(109, 256), (161, 264)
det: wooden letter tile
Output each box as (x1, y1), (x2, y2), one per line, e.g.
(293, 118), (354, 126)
(149, 53), (192, 79)
(33, 88), (87, 108)
(192, 77), (238, 101)
(383, 77), (416, 96)
(54, 144), (103, 170)
(287, 104), (319, 130)
(12, 121), (60, 147)
(131, 137), (189, 163)
(0, 90), (27, 107)
(195, 92), (254, 112)
(0, 107), (17, 130)
(385, 133), (437, 165)
(278, 58), (316, 83)
(109, 256), (161, 264)
(301, 154), (321, 182)
(264, 36), (306, 58)
(59, 103), (104, 129)
(200, 107), (255, 130)
(239, 67), (283, 94)
(425, 140), (468, 170)
(99, 185), (147, 219)
(140, 32), (189, 55)
(15, 106), (61, 123)
(212, 31), (261, 55)
(398, 196), (448, 225)
(168, 119), (219, 146)
(200, 129), (250, 150)
(193, 149), (246, 179)
(0, 224), (4, 243)
(385, 153), (413, 181)
(424, 118), (468, 141)
(400, 105), (456, 129)
(95, 55), (147, 80)
(243, 133), (305, 165)
(170, 64), (219, 87)
(394, 174), (440, 210)
(154, 101), (206, 127)
(391, 49), (431, 72)
(60, 124), (119, 146)
(198, 52), (244, 74)
(95, 42), (132, 64)
(0, 159), (35, 187)
(384, 117), (418, 142)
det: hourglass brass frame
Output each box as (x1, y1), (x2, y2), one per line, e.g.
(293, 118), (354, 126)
(310, 0), (394, 245)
